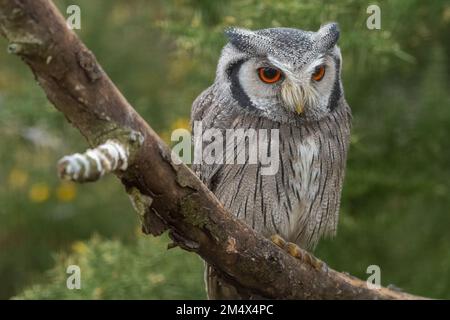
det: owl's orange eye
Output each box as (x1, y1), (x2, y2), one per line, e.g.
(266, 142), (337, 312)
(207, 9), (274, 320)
(258, 67), (282, 84)
(312, 65), (326, 81)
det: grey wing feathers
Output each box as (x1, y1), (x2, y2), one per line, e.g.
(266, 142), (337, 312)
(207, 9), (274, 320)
(190, 86), (221, 188)
(191, 86), (214, 125)
(190, 87), (212, 181)
(191, 87), (246, 299)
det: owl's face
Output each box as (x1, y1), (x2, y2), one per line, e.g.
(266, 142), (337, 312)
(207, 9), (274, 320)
(215, 23), (343, 123)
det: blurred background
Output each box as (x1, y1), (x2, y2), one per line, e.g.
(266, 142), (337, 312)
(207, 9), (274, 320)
(0, 0), (449, 299)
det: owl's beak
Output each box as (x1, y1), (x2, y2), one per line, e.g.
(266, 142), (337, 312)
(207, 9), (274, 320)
(281, 80), (305, 115)
(295, 103), (304, 114)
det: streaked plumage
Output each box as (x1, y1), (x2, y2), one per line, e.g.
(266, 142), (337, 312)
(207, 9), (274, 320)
(191, 23), (351, 299)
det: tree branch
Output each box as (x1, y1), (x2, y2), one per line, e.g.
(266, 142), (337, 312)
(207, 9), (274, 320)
(0, 0), (426, 299)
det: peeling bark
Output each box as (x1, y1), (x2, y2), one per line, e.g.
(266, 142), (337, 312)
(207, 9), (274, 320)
(0, 0), (427, 299)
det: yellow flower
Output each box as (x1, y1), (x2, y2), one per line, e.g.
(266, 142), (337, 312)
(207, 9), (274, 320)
(8, 168), (28, 189)
(223, 16), (237, 25)
(29, 183), (49, 203)
(171, 118), (190, 131)
(92, 287), (103, 299)
(443, 5), (450, 23)
(148, 273), (165, 284)
(160, 117), (191, 144)
(56, 182), (77, 202)
(72, 241), (89, 255)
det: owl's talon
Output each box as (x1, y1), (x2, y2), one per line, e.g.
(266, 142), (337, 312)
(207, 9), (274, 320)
(270, 234), (286, 249)
(285, 242), (302, 258)
(271, 235), (324, 270)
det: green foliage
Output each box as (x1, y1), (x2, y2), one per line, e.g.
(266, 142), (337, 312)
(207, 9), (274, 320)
(15, 235), (205, 299)
(0, 0), (449, 299)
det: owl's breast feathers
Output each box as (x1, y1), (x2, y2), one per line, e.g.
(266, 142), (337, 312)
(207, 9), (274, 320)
(191, 86), (351, 249)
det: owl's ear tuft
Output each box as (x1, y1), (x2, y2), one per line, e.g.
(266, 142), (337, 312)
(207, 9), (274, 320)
(224, 27), (254, 42)
(224, 27), (269, 55)
(314, 22), (340, 52)
(224, 27), (255, 51)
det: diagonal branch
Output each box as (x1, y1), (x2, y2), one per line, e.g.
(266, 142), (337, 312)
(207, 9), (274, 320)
(0, 0), (426, 299)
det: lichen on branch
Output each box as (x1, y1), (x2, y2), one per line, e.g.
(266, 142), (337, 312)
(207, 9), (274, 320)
(58, 140), (129, 182)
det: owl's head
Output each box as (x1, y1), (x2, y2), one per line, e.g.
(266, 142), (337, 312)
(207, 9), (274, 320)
(215, 23), (343, 123)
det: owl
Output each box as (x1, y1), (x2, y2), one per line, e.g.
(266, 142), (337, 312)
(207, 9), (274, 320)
(191, 23), (351, 299)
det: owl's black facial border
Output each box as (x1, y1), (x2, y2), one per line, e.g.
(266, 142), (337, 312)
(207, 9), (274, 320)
(328, 55), (341, 111)
(226, 59), (257, 110)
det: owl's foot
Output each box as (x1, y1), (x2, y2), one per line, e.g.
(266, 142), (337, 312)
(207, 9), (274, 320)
(270, 234), (324, 270)
(270, 234), (287, 248)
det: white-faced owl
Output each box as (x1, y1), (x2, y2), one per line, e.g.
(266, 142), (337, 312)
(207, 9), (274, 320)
(191, 23), (351, 299)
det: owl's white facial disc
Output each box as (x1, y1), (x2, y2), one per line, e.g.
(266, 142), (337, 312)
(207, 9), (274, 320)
(217, 24), (344, 123)
(275, 47), (341, 119)
(228, 47), (341, 122)
(237, 58), (281, 112)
